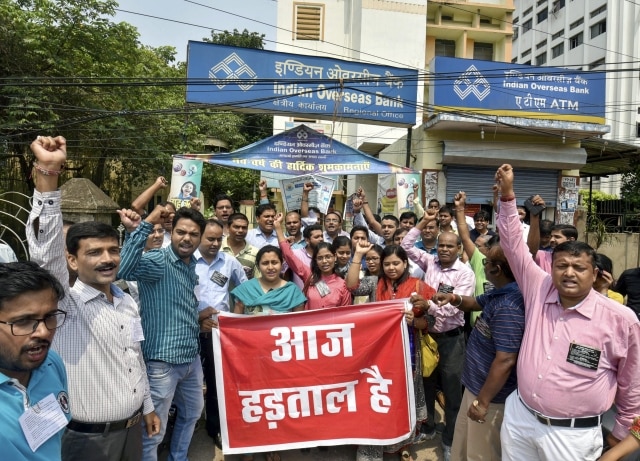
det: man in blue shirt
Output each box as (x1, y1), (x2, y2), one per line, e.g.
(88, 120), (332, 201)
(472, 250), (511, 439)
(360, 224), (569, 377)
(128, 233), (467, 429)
(118, 204), (206, 461)
(432, 239), (525, 461)
(0, 261), (70, 461)
(194, 218), (246, 448)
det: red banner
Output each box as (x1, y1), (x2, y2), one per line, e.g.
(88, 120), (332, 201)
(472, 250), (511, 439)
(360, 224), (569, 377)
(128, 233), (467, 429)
(213, 300), (416, 454)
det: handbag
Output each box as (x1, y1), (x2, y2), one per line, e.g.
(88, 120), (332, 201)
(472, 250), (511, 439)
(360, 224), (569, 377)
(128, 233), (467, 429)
(420, 331), (439, 377)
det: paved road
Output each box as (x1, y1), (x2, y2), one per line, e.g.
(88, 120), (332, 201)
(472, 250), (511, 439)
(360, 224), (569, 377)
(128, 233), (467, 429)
(178, 416), (445, 461)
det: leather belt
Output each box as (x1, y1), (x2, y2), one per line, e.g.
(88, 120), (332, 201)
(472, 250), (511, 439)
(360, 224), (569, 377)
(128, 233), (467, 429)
(430, 326), (463, 339)
(67, 406), (143, 434)
(518, 394), (601, 428)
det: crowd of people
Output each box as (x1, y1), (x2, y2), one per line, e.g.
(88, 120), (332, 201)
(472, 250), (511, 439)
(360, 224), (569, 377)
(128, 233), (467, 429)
(1, 135), (640, 461)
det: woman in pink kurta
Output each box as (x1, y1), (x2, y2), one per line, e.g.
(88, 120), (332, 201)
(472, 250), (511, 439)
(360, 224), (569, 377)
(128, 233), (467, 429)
(275, 213), (351, 310)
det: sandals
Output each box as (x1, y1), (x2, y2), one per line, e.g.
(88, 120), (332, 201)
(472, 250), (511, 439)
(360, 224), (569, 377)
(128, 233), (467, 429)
(400, 449), (411, 460)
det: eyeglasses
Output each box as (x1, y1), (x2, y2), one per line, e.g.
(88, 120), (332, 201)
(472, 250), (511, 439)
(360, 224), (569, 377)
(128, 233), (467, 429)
(482, 258), (492, 266)
(0, 310), (67, 336)
(365, 257), (380, 262)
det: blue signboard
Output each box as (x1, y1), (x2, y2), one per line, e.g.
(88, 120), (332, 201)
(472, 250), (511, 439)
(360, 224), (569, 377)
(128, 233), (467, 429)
(186, 41), (419, 127)
(429, 57), (606, 124)
(176, 125), (415, 176)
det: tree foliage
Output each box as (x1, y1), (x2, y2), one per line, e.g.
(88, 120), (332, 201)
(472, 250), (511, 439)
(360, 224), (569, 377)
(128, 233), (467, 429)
(621, 157), (640, 207)
(0, 2), (271, 205)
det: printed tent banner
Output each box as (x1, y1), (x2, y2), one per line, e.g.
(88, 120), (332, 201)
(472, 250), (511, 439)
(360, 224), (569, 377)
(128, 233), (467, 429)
(213, 301), (416, 454)
(175, 124), (416, 176)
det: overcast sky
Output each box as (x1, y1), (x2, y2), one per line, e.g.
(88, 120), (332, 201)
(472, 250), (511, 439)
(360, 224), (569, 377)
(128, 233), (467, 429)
(114, 0), (278, 62)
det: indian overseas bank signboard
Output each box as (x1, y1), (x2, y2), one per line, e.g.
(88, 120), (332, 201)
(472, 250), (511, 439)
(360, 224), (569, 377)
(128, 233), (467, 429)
(186, 41), (419, 127)
(429, 57), (606, 124)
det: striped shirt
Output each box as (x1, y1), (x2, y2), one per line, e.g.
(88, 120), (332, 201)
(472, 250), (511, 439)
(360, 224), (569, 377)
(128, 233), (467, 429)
(27, 190), (153, 422)
(461, 282), (525, 403)
(118, 221), (200, 365)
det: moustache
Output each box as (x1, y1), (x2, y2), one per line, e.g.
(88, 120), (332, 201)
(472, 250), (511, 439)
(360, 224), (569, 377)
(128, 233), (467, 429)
(95, 263), (117, 271)
(23, 339), (51, 351)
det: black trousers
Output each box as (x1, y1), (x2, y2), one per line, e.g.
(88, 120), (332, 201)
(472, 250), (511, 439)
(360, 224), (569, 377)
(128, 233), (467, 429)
(200, 332), (221, 438)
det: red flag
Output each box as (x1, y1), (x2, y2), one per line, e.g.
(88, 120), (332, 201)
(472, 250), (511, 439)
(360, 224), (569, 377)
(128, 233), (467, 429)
(213, 300), (416, 454)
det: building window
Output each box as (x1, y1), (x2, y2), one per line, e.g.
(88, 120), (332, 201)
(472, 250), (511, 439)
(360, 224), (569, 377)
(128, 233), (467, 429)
(590, 4), (606, 18)
(569, 32), (583, 49)
(523, 7), (533, 16)
(522, 60), (532, 65)
(474, 42), (494, 61)
(294, 3), (323, 41)
(537, 0), (546, 5)
(536, 39), (547, 49)
(441, 15), (453, 21)
(435, 39), (456, 57)
(522, 48), (532, 57)
(523, 18), (533, 32)
(537, 8), (548, 23)
(511, 57), (518, 63)
(637, 122), (640, 138)
(588, 58), (605, 70)
(590, 20), (606, 38)
(551, 30), (563, 40)
(513, 26), (519, 40)
(552, 42), (564, 58)
(536, 52), (547, 65)
(569, 18), (584, 30)
(552, 0), (565, 12)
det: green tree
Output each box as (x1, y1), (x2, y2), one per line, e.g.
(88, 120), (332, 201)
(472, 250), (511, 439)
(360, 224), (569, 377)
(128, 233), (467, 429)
(0, 3), (272, 205)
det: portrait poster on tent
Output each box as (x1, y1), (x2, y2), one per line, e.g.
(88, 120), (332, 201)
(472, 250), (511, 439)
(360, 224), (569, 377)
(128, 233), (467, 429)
(378, 174), (397, 215)
(396, 174), (421, 214)
(279, 175), (335, 214)
(169, 158), (203, 208)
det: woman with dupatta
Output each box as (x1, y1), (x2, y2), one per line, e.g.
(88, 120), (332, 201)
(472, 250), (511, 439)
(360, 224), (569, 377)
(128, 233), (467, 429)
(351, 244), (436, 461)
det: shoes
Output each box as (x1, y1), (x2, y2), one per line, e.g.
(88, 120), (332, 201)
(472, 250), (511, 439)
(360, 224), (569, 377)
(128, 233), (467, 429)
(400, 449), (411, 460)
(419, 427), (436, 441)
(442, 443), (451, 461)
(436, 390), (446, 410)
(214, 433), (222, 450)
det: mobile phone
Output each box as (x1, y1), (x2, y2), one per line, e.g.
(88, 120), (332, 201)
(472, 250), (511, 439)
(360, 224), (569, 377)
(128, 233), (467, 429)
(524, 196), (546, 216)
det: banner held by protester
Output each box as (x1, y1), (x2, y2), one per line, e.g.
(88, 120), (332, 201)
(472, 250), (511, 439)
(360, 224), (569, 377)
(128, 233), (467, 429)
(213, 301), (416, 454)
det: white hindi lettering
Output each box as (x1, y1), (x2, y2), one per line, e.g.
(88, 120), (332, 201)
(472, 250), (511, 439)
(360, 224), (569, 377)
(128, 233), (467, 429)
(360, 365), (393, 414)
(271, 324), (355, 362)
(238, 381), (358, 429)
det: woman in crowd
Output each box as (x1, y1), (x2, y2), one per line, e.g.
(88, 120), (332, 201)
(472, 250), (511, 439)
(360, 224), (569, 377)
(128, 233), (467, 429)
(346, 243), (383, 304)
(350, 243), (436, 460)
(274, 213), (351, 310)
(594, 253), (624, 303)
(332, 235), (352, 278)
(231, 245), (306, 461)
(232, 245), (306, 315)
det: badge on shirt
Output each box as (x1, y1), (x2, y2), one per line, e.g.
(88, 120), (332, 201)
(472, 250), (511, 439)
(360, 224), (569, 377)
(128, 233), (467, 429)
(438, 283), (454, 294)
(566, 342), (601, 370)
(482, 281), (495, 293)
(473, 315), (492, 339)
(19, 393), (68, 452)
(210, 271), (229, 287)
(316, 280), (331, 298)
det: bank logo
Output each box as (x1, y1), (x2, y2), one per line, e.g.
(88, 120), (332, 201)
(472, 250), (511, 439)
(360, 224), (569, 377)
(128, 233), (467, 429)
(453, 65), (490, 101)
(209, 53), (257, 91)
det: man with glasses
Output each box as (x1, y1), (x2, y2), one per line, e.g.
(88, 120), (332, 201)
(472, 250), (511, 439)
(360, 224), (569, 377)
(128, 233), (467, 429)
(26, 135), (160, 461)
(323, 211), (350, 244)
(194, 219), (247, 449)
(469, 210), (495, 244)
(0, 261), (70, 460)
(212, 194), (234, 236)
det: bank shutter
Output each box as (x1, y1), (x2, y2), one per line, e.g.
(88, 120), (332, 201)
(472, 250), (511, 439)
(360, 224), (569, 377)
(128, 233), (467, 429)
(444, 166), (558, 207)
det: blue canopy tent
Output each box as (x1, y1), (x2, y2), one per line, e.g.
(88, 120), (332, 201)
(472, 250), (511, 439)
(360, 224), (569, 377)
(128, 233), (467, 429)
(175, 124), (416, 175)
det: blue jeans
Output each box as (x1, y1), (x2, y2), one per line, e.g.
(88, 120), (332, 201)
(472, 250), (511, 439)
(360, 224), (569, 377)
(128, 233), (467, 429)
(142, 356), (204, 461)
